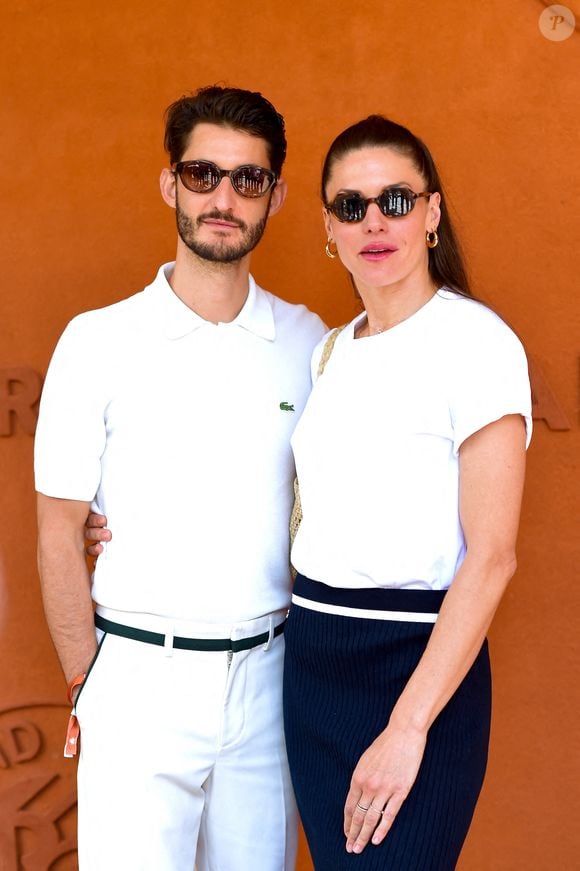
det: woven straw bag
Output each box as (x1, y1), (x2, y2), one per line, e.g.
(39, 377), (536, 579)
(289, 325), (346, 548)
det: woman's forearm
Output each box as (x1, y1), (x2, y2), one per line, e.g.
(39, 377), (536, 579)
(389, 548), (516, 736)
(390, 413), (527, 736)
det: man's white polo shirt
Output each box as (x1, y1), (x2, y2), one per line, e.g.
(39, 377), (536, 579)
(35, 263), (326, 622)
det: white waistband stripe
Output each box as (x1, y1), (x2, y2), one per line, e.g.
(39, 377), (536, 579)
(291, 594), (439, 624)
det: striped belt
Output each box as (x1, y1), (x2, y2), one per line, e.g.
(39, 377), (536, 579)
(95, 613), (286, 651)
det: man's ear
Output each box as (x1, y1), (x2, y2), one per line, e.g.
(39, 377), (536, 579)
(267, 177), (288, 217)
(160, 168), (177, 210)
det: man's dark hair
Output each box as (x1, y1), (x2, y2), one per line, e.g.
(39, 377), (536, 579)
(164, 86), (287, 176)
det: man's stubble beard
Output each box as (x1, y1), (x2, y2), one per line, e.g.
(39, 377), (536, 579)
(176, 196), (269, 265)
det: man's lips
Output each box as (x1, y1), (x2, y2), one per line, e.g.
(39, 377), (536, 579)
(359, 244), (398, 260)
(198, 211), (245, 231)
(201, 218), (242, 230)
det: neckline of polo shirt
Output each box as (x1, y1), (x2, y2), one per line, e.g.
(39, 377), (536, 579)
(154, 264), (276, 341)
(231, 277), (276, 341)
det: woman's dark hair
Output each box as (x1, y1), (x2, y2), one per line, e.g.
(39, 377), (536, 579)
(164, 85), (287, 176)
(321, 115), (471, 296)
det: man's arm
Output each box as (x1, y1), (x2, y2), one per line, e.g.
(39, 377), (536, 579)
(37, 493), (97, 685)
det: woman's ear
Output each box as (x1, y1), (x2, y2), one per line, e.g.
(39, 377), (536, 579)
(323, 206), (333, 239)
(427, 191), (441, 230)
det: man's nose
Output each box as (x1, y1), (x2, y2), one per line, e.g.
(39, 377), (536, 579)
(208, 174), (239, 211)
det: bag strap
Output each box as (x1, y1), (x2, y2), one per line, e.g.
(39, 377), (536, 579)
(289, 324), (347, 558)
(316, 325), (347, 378)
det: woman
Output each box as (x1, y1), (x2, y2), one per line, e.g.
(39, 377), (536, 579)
(283, 115), (531, 870)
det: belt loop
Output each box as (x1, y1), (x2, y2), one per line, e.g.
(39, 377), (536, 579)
(263, 615), (274, 652)
(164, 623), (174, 657)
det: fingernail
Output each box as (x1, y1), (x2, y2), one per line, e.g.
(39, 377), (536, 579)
(354, 844), (362, 854)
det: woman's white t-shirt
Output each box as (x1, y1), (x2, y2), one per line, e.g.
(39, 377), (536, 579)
(291, 289), (532, 591)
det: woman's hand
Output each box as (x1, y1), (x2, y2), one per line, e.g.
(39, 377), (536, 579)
(84, 513), (110, 557)
(344, 415), (526, 856)
(344, 722), (427, 854)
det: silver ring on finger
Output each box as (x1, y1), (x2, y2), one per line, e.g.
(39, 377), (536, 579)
(356, 802), (370, 812)
(368, 803), (386, 816)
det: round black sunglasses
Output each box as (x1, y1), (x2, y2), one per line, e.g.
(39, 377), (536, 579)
(325, 186), (432, 223)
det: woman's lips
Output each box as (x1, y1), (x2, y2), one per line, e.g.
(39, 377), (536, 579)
(359, 245), (398, 261)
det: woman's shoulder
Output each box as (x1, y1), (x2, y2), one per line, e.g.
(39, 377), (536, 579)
(433, 289), (524, 350)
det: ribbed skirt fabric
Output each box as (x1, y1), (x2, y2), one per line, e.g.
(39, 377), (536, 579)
(283, 575), (491, 871)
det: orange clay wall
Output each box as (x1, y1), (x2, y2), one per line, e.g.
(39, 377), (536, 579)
(1, 1), (579, 868)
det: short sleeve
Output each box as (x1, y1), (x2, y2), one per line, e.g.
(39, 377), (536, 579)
(449, 310), (532, 454)
(34, 315), (108, 500)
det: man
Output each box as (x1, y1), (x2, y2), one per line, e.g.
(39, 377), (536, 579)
(35, 86), (326, 871)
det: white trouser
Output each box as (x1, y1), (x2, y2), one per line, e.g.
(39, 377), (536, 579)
(75, 608), (297, 871)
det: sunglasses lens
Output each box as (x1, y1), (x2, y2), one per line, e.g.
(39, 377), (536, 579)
(378, 188), (415, 217)
(232, 166), (275, 197)
(179, 161), (220, 193)
(332, 194), (367, 223)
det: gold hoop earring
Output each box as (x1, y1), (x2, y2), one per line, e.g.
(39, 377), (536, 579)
(325, 238), (338, 259)
(426, 229), (439, 249)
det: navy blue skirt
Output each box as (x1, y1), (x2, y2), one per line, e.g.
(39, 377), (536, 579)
(283, 575), (491, 871)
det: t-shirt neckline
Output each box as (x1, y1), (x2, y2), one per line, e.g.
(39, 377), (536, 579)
(348, 287), (448, 343)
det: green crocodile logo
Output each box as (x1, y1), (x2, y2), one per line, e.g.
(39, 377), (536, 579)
(279, 401), (295, 412)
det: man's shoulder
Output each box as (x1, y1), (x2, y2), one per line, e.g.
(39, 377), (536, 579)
(257, 285), (327, 335)
(46, 287), (156, 374)
(58, 288), (156, 355)
(69, 288), (149, 329)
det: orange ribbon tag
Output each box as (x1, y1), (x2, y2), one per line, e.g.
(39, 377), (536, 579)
(64, 712), (80, 758)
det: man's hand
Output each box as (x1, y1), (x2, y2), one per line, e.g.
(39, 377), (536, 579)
(85, 513), (111, 557)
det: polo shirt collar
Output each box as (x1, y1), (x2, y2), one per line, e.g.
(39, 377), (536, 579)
(153, 263), (275, 341)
